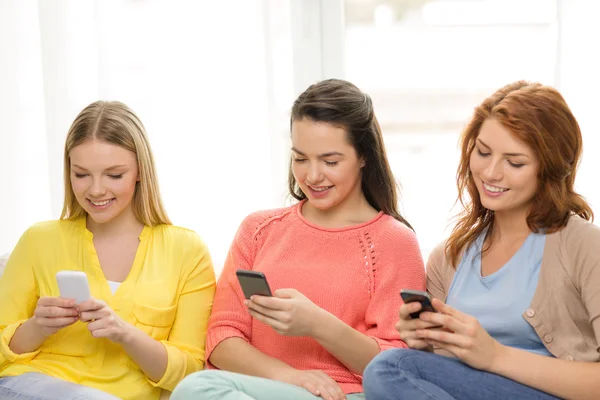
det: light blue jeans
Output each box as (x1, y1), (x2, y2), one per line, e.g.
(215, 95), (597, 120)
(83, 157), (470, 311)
(171, 370), (365, 400)
(0, 373), (120, 400)
(363, 349), (561, 400)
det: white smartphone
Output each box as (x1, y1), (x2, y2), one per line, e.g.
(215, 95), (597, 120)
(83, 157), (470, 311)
(56, 271), (91, 305)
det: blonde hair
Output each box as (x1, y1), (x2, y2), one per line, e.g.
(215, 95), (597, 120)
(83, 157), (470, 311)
(60, 101), (171, 226)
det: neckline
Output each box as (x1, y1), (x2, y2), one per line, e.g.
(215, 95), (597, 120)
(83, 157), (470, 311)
(294, 199), (386, 232)
(79, 215), (150, 242)
(476, 230), (535, 280)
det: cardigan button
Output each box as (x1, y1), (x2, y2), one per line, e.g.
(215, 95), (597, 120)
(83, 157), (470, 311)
(525, 308), (536, 317)
(566, 355), (574, 361)
(544, 334), (553, 343)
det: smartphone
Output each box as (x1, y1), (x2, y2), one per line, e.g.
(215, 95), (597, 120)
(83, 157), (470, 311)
(400, 289), (436, 319)
(56, 271), (91, 305)
(236, 270), (272, 299)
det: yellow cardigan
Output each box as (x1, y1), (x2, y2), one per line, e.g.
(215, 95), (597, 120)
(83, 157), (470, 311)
(0, 217), (216, 399)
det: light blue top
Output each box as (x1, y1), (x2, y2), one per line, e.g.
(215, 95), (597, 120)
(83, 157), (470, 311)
(446, 230), (553, 357)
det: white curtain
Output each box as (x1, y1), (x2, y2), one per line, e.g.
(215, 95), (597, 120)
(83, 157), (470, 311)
(0, 0), (295, 274)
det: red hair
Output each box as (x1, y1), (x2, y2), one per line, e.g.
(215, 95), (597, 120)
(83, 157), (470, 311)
(446, 81), (593, 267)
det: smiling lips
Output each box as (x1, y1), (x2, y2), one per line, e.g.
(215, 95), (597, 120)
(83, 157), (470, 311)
(88, 198), (115, 208)
(482, 181), (509, 197)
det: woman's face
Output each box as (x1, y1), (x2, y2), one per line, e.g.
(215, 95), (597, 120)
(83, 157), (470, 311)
(69, 139), (139, 225)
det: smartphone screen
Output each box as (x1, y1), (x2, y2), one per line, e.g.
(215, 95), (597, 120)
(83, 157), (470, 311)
(236, 270), (273, 299)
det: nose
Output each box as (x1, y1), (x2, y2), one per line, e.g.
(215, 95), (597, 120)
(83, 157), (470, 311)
(89, 177), (107, 198)
(482, 158), (503, 182)
(306, 162), (324, 184)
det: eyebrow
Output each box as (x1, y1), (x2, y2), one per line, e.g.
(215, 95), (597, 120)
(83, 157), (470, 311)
(72, 164), (128, 171)
(476, 139), (530, 158)
(291, 147), (344, 158)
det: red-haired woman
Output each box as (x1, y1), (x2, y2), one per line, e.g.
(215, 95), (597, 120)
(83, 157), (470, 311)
(364, 81), (600, 400)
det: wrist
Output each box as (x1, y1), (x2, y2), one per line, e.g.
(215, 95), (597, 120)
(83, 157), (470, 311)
(310, 308), (339, 342)
(117, 322), (136, 346)
(488, 342), (510, 374)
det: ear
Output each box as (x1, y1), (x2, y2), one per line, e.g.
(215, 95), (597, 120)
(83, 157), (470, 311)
(360, 157), (366, 168)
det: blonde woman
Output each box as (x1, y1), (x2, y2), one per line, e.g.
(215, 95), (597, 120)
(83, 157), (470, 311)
(0, 101), (216, 400)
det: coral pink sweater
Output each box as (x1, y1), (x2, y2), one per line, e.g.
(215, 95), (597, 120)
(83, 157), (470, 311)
(206, 202), (426, 394)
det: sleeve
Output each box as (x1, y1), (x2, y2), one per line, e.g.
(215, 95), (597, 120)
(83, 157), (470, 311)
(569, 222), (600, 355)
(150, 233), (216, 391)
(0, 228), (41, 371)
(364, 228), (426, 351)
(426, 242), (448, 301)
(204, 215), (258, 366)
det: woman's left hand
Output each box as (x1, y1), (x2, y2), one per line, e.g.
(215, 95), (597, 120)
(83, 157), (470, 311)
(246, 289), (327, 337)
(77, 298), (132, 344)
(416, 298), (506, 371)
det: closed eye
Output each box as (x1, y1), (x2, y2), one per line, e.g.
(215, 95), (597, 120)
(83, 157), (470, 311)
(476, 149), (490, 157)
(293, 158), (307, 163)
(108, 174), (124, 179)
(325, 161), (338, 166)
(74, 173), (88, 178)
(508, 161), (524, 168)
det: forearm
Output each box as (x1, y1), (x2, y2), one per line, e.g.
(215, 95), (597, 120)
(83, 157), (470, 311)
(8, 318), (47, 354)
(312, 309), (380, 375)
(120, 324), (168, 383)
(209, 337), (296, 379)
(490, 345), (600, 400)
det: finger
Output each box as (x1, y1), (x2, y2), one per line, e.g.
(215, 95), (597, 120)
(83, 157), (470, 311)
(247, 301), (289, 320)
(300, 381), (321, 397)
(419, 311), (466, 334)
(424, 338), (463, 357)
(87, 317), (109, 333)
(416, 327), (472, 349)
(249, 295), (288, 311)
(273, 288), (298, 299)
(39, 297), (76, 308)
(80, 309), (109, 323)
(88, 327), (114, 339)
(35, 306), (79, 319)
(77, 298), (106, 313)
(431, 299), (470, 323)
(399, 302), (421, 319)
(248, 309), (288, 332)
(317, 376), (345, 400)
(37, 316), (79, 327)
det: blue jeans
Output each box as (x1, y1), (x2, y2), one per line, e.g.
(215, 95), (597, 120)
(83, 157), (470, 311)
(172, 370), (365, 400)
(0, 373), (119, 400)
(363, 349), (561, 400)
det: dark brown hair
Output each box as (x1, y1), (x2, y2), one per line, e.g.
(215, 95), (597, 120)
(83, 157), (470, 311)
(289, 79), (412, 229)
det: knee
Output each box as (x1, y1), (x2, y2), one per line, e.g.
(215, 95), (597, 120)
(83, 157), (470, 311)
(363, 349), (419, 392)
(172, 370), (228, 399)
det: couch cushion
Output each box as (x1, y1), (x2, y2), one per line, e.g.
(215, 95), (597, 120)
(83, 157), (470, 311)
(0, 253), (8, 278)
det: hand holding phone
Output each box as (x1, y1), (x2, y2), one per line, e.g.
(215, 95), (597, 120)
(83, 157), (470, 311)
(236, 270), (272, 299)
(56, 271), (91, 305)
(400, 289), (436, 319)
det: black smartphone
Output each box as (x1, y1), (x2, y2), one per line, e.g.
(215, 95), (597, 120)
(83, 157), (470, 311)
(236, 270), (273, 299)
(400, 289), (436, 319)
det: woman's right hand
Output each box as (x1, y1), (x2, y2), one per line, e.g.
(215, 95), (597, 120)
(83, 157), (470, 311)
(33, 297), (79, 337)
(396, 302), (442, 350)
(276, 369), (346, 400)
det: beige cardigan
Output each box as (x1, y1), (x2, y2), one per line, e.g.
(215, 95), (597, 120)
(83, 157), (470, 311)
(427, 215), (600, 362)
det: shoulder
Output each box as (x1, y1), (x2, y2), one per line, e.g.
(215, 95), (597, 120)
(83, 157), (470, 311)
(553, 216), (600, 266)
(235, 205), (296, 241)
(557, 215), (600, 245)
(151, 224), (208, 250)
(426, 241), (447, 269)
(22, 219), (81, 241)
(375, 215), (419, 245)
